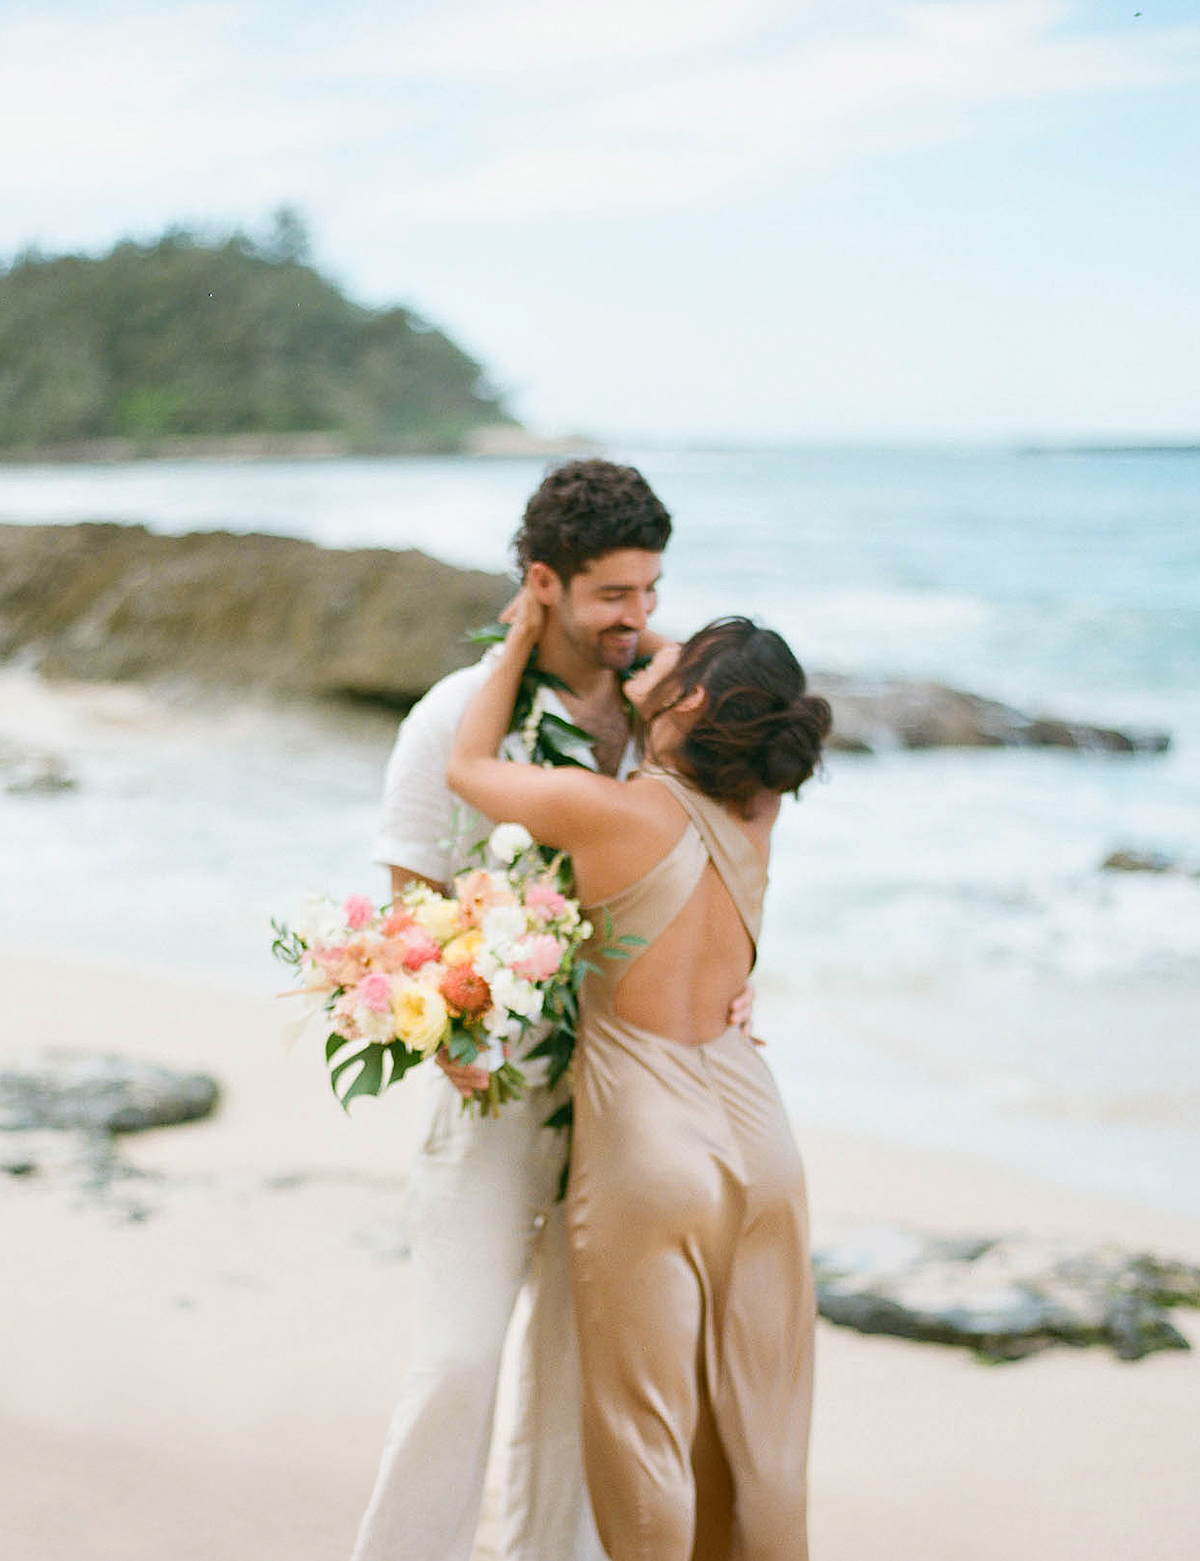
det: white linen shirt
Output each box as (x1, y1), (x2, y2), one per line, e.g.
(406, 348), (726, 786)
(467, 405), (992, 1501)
(372, 654), (638, 885)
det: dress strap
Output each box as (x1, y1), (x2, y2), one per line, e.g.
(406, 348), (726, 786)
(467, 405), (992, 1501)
(640, 766), (766, 955)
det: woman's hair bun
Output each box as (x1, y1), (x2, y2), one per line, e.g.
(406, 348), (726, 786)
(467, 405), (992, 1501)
(666, 618), (832, 807)
(755, 695), (833, 794)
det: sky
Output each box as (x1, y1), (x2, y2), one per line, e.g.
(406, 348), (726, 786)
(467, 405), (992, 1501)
(2, 0), (1198, 445)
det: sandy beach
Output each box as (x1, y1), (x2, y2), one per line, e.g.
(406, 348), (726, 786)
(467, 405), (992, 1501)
(3, 949), (1198, 1561)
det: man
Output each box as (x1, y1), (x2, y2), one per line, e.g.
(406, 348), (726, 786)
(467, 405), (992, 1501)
(351, 460), (672, 1561)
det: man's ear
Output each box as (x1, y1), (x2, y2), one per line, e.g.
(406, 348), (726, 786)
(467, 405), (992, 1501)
(526, 561), (563, 606)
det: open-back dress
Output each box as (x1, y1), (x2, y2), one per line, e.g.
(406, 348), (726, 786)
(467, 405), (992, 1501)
(566, 766), (814, 1561)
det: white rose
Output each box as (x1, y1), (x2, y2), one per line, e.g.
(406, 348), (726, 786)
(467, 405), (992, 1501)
(295, 893), (347, 947)
(488, 967), (544, 1022)
(355, 1003), (397, 1045)
(481, 903), (529, 952)
(489, 822), (533, 865)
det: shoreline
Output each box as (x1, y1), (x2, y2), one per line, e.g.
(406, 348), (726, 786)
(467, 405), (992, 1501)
(3, 952), (1199, 1560)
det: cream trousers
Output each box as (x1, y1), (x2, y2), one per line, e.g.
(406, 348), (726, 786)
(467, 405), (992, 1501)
(351, 1080), (605, 1561)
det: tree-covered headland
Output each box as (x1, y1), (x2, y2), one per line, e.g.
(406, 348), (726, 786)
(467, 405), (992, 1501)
(0, 210), (516, 455)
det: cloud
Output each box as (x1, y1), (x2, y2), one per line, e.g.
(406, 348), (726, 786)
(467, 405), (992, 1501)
(331, 0), (783, 77)
(2, 0), (1198, 248)
(441, 2), (1200, 216)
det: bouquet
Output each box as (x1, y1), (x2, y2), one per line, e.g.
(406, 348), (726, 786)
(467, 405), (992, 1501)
(271, 824), (593, 1115)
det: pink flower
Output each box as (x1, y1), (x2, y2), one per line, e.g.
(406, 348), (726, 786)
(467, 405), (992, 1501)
(330, 992), (362, 1039)
(381, 907), (415, 936)
(315, 934), (376, 988)
(511, 933), (566, 983)
(455, 869), (514, 929)
(398, 928), (441, 972)
(524, 883), (569, 921)
(355, 971), (393, 1013)
(344, 894), (375, 931)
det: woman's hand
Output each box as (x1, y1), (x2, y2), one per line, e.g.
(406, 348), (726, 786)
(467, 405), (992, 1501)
(624, 639), (681, 715)
(498, 583), (546, 649)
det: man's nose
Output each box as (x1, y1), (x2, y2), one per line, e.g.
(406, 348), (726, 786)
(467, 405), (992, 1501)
(623, 595), (650, 630)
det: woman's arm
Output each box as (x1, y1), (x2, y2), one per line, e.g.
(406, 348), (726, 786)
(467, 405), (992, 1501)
(447, 587), (622, 855)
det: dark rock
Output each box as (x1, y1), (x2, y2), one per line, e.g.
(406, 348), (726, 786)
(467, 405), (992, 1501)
(0, 521), (1172, 752)
(812, 1225), (1198, 1362)
(1101, 848), (1199, 877)
(1, 745), (78, 794)
(0, 522), (513, 711)
(814, 674), (1171, 756)
(0, 1051), (220, 1136)
(1105, 1298), (1190, 1362)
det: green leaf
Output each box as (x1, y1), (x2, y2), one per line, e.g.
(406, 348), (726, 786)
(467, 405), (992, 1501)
(533, 744), (591, 770)
(537, 710), (596, 745)
(329, 1047), (369, 1091)
(525, 663), (576, 697)
(270, 917), (308, 966)
(339, 1044), (385, 1108)
(386, 1042), (423, 1087)
(447, 1031), (481, 1064)
(326, 1032), (356, 1064)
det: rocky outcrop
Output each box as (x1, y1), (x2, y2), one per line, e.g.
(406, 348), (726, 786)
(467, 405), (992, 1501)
(1101, 848), (1200, 877)
(0, 522), (513, 710)
(812, 1225), (1200, 1361)
(0, 522), (1173, 751)
(814, 673), (1170, 755)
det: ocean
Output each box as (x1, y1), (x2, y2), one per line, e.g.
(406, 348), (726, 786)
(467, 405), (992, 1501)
(3, 446), (1198, 1214)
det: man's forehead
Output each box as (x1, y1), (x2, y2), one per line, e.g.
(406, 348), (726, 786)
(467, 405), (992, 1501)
(573, 548), (663, 587)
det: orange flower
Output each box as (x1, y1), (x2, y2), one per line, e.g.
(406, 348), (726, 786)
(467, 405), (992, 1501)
(439, 963), (492, 1019)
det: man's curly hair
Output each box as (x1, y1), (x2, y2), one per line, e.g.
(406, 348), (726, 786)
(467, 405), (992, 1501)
(513, 459), (672, 583)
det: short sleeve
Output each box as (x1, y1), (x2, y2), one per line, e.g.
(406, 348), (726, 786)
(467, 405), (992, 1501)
(372, 663), (490, 883)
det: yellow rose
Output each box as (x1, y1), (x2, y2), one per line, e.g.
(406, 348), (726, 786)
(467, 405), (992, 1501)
(442, 929), (484, 967)
(391, 978), (450, 1056)
(412, 896), (465, 943)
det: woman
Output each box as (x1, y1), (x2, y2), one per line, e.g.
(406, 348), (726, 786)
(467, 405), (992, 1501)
(447, 592), (832, 1561)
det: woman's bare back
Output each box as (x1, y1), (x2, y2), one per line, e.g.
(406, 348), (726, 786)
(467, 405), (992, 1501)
(570, 774), (776, 1045)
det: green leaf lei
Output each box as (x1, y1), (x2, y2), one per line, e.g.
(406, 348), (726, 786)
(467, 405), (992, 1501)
(467, 624), (648, 1194)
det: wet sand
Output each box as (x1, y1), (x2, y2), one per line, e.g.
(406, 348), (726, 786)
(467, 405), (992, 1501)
(2, 952), (1198, 1560)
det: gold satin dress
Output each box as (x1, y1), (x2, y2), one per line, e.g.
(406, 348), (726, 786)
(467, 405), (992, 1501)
(567, 768), (815, 1561)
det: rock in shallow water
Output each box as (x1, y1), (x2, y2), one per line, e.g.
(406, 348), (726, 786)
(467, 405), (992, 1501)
(0, 737), (78, 794)
(0, 522), (1172, 753)
(0, 1051), (220, 1135)
(812, 1225), (1199, 1362)
(813, 674), (1171, 756)
(1101, 848), (1200, 877)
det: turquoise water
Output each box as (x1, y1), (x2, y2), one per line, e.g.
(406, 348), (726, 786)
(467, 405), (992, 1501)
(3, 447), (1198, 1212)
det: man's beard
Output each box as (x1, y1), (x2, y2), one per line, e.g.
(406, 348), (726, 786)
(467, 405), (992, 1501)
(562, 619), (639, 672)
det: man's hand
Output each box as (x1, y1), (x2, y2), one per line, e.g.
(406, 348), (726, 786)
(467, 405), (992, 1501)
(436, 1048), (490, 1098)
(729, 981), (764, 1045)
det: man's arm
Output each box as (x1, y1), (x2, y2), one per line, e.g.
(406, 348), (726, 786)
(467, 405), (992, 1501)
(389, 865), (446, 900)
(376, 674), (495, 1097)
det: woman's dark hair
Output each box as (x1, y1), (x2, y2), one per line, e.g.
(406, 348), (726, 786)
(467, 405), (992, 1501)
(654, 617), (832, 808)
(513, 459), (672, 583)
